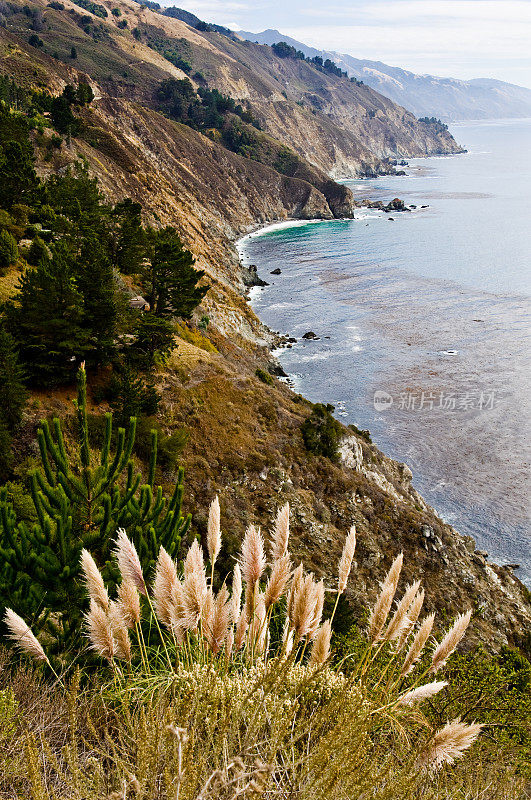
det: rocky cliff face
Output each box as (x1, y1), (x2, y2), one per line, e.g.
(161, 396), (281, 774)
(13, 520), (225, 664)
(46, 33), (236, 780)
(1, 18), (529, 654)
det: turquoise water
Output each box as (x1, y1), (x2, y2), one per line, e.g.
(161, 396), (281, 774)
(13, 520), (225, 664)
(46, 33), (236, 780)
(240, 119), (531, 583)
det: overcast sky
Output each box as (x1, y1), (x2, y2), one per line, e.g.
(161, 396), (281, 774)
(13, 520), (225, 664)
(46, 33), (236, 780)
(173, 1), (531, 88)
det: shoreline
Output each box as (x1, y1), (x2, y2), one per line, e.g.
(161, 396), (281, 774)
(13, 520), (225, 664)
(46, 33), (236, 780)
(234, 188), (530, 585)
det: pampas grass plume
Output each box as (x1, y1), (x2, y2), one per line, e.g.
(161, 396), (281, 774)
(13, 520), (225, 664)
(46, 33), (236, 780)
(401, 612), (435, 677)
(420, 718), (482, 771)
(231, 563), (242, 623)
(85, 600), (115, 662)
(207, 496), (221, 567)
(396, 588), (425, 651)
(114, 529), (147, 596)
(264, 553), (291, 610)
(239, 524), (266, 586)
(309, 619), (332, 666)
(153, 546), (178, 628)
(4, 609), (49, 663)
(117, 580), (141, 628)
(338, 525), (356, 593)
(398, 680), (447, 706)
(108, 601), (131, 662)
(80, 549), (109, 611)
(384, 580), (421, 644)
(430, 609), (472, 673)
(368, 552), (403, 643)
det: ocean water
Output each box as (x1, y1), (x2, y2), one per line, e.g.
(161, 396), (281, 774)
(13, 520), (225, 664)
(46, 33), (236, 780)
(239, 119), (531, 584)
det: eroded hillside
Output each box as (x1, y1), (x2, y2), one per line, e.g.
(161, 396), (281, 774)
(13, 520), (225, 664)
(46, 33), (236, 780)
(1, 0), (463, 176)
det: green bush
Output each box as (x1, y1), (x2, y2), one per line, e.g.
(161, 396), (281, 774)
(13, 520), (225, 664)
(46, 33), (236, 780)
(255, 367), (273, 385)
(301, 403), (342, 461)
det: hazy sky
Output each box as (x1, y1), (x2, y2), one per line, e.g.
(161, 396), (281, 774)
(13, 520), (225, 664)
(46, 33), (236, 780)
(173, 1), (531, 88)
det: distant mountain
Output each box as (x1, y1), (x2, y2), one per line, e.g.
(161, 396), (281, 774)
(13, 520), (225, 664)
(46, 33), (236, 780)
(238, 29), (531, 121)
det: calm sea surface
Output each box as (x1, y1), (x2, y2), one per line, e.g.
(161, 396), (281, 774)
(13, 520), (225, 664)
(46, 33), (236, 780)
(239, 119), (531, 584)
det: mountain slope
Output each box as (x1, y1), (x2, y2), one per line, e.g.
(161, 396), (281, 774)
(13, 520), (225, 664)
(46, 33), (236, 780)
(0, 0), (462, 178)
(239, 29), (531, 122)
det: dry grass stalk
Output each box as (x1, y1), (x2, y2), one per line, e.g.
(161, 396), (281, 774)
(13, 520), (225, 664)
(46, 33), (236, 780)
(420, 718), (482, 771)
(153, 546), (178, 628)
(396, 588), (425, 651)
(208, 586), (231, 654)
(80, 549), (109, 612)
(183, 568), (208, 630)
(207, 496), (221, 568)
(270, 502), (290, 561)
(384, 580), (421, 644)
(85, 600), (115, 662)
(291, 573), (320, 640)
(308, 619), (332, 666)
(234, 610), (248, 651)
(286, 563), (304, 627)
(264, 553), (291, 610)
(108, 601), (131, 662)
(430, 610), (472, 673)
(185, 539), (205, 579)
(248, 594), (267, 656)
(4, 608), (49, 663)
(400, 612), (435, 677)
(114, 529), (147, 596)
(230, 563), (242, 624)
(239, 524), (266, 587)
(338, 525), (356, 593)
(309, 580), (325, 640)
(368, 553), (403, 643)
(398, 680), (447, 706)
(117, 581), (141, 628)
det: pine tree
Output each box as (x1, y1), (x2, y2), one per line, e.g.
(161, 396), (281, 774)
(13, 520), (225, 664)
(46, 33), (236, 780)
(0, 229), (18, 271)
(145, 227), (208, 318)
(113, 198), (146, 274)
(75, 235), (117, 366)
(130, 312), (176, 369)
(0, 417), (13, 482)
(3, 241), (89, 386)
(0, 327), (27, 430)
(0, 365), (191, 650)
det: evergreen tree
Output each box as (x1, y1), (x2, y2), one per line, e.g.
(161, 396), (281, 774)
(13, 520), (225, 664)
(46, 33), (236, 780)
(0, 229), (18, 270)
(0, 365), (191, 651)
(0, 140), (38, 208)
(113, 198), (146, 274)
(27, 235), (48, 265)
(3, 241), (89, 386)
(0, 417), (13, 482)
(130, 312), (176, 369)
(145, 227), (208, 318)
(75, 235), (117, 366)
(0, 327), (27, 430)
(107, 362), (160, 426)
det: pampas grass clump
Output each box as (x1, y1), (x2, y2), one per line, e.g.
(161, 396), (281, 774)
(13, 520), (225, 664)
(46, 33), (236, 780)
(3, 501), (490, 799)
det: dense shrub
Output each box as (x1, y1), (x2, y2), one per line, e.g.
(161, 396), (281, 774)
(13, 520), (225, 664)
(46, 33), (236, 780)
(301, 402), (342, 461)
